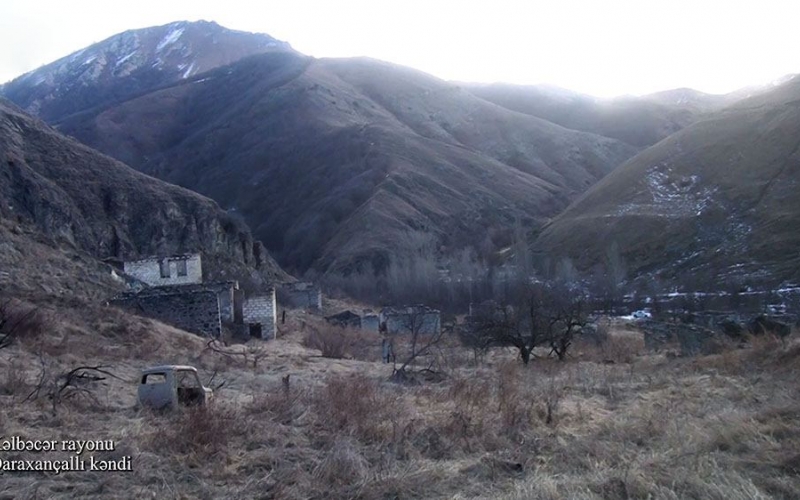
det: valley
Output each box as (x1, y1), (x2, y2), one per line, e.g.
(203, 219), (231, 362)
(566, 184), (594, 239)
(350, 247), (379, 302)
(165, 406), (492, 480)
(1, 17), (800, 500)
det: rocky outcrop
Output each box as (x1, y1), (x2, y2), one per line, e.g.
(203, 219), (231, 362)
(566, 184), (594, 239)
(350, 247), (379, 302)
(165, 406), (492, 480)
(0, 99), (286, 284)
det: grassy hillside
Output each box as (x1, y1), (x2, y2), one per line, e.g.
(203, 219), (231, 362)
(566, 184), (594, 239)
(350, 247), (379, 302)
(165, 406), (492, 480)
(464, 83), (721, 148)
(1, 253), (798, 499)
(53, 53), (636, 274)
(0, 99), (286, 283)
(532, 76), (800, 288)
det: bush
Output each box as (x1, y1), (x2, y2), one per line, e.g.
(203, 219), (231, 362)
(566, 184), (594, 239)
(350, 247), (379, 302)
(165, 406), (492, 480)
(0, 360), (27, 396)
(0, 298), (48, 348)
(303, 326), (351, 359)
(312, 374), (402, 444)
(144, 404), (243, 460)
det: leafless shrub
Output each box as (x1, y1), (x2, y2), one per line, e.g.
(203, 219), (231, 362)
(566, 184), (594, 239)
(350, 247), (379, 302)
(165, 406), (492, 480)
(443, 376), (494, 451)
(144, 404), (243, 460)
(247, 374), (306, 424)
(496, 364), (534, 431)
(25, 363), (120, 415)
(0, 359), (28, 396)
(0, 298), (48, 349)
(579, 333), (644, 365)
(303, 326), (349, 359)
(312, 438), (369, 488)
(312, 374), (400, 444)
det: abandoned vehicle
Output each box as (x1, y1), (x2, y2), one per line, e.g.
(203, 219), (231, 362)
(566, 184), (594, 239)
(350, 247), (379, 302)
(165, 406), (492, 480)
(138, 365), (213, 410)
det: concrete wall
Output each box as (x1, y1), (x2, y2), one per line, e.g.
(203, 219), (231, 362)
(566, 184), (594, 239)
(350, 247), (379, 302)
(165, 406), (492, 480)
(244, 289), (277, 340)
(123, 254), (202, 287)
(110, 290), (221, 338)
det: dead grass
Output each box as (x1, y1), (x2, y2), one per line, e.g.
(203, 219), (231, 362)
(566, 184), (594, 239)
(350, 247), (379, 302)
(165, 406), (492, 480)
(302, 324), (380, 361)
(1, 307), (799, 499)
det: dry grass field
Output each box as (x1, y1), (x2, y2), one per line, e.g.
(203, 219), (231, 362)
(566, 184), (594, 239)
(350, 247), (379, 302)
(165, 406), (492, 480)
(0, 307), (798, 499)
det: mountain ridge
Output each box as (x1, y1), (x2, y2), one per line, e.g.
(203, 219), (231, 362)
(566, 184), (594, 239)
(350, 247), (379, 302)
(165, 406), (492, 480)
(1, 20), (293, 121)
(45, 49), (637, 274)
(531, 75), (800, 289)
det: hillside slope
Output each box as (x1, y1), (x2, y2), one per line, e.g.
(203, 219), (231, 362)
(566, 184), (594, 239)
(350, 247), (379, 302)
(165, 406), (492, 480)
(465, 83), (720, 148)
(0, 99), (286, 284)
(47, 51), (636, 274)
(532, 76), (800, 288)
(0, 20), (292, 122)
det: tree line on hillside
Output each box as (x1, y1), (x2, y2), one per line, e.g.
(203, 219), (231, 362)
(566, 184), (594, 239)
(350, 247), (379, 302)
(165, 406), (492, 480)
(320, 229), (790, 318)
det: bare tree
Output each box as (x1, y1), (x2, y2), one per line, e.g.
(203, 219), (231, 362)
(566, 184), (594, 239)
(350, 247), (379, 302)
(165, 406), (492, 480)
(469, 282), (588, 364)
(395, 306), (436, 357)
(388, 307), (446, 383)
(390, 327), (445, 384)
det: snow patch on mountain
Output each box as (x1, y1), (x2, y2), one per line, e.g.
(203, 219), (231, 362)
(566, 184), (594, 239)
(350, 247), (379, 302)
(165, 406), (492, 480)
(181, 62), (196, 79)
(115, 51), (137, 68)
(157, 27), (185, 52)
(614, 164), (718, 218)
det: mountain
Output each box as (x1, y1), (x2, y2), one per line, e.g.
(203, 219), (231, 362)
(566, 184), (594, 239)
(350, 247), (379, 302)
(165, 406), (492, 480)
(28, 45), (637, 274)
(0, 20), (292, 122)
(531, 75), (800, 289)
(0, 98), (286, 285)
(464, 83), (722, 148)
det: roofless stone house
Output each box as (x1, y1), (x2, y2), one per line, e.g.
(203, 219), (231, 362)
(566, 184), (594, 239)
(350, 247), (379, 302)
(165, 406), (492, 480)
(109, 254), (276, 340)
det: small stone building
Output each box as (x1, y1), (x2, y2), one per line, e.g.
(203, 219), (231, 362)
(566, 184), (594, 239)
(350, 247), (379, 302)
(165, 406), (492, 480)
(123, 254), (202, 287)
(361, 311), (380, 332)
(243, 289), (277, 340)
(380, 305), (441, 335)
(325, 310), (362, 329)
(110, 254), (276, 341)
(279, 282), (322, 311)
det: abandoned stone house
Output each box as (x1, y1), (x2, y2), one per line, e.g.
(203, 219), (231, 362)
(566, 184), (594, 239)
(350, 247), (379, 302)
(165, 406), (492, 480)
(325, 309), (381, 331)
(325, 310), (362, 329)
(123, 254), (203, 287)
(380, 305), (441, 335)
(279, 281), (322, 311)
(361, 310), (380, 331)
(109, 254), (276, 340)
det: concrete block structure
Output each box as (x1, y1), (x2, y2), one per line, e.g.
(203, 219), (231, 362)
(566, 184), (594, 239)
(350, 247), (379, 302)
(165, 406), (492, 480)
(243, 289), (277, 340)
(123, 254), (202, 287)
(279, 282), (322, 311)
(380, 305), (441, 335)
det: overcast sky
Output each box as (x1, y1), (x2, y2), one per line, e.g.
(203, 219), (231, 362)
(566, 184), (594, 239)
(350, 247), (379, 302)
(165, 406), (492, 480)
(1, 0), (797, 97)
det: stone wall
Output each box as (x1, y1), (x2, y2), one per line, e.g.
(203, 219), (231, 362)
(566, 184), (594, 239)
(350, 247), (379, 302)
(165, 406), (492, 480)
(361, 314), (380, 332)
(244, 289), (277, 340)
(381, 307), (441, 335)
(200, 281), (240, 323)
(110, 289), (221, 338)
(279, 282), (322, 310)
(123, 254), (202, 287)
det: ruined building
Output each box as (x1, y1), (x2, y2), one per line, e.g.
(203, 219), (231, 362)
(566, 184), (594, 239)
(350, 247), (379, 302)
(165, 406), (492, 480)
(380, 305), (441, 335)
(324, 309), (381, 331)
(123, 254), (203, 287)
(109, 254), (276, 340)
(279, 281), (322, 311)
